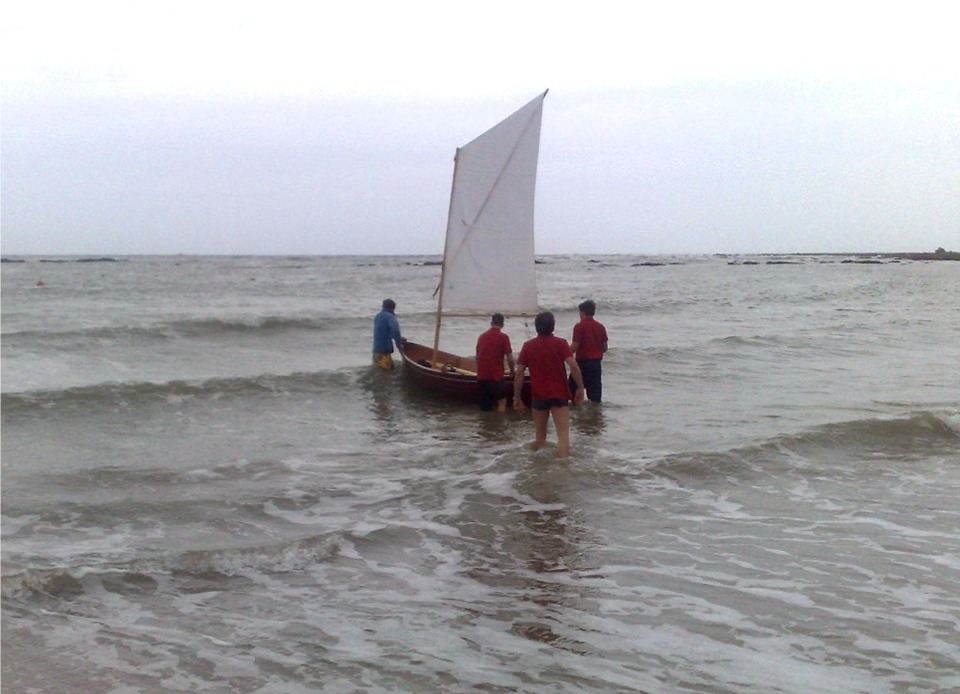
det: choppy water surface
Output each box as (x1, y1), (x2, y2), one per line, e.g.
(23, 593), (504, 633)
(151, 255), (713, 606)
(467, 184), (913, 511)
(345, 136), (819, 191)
(3, 254), (959, 693)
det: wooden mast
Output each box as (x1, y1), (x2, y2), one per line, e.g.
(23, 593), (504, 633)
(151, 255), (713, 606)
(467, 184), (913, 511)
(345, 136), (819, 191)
(431, 147), (461, 368)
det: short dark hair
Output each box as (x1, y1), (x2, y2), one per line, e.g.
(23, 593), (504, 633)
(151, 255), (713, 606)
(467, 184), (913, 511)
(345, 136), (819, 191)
(578, 300), (596, 316)
(534, 311), (555, 336)
(382, 298), (396, 311)
(491, 313), (504, 327)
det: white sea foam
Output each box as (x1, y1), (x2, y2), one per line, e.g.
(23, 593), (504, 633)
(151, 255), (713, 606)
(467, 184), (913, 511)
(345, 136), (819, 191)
(940, 411), (960, 434)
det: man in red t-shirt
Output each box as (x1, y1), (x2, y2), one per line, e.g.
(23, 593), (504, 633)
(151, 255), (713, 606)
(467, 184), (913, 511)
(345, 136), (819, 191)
(513, 311), (585, 457)
(475, 313), (515, 411)
(569, 299), (608, 403)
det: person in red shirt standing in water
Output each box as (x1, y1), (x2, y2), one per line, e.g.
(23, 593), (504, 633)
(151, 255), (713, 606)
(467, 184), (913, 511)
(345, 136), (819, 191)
(513, 311), (585, 457)
(569, 299), (608, 403)
(475, 313), (515, 412)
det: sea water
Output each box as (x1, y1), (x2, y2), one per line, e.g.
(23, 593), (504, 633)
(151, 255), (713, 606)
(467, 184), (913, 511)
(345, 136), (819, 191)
(2, 254), (959, 693)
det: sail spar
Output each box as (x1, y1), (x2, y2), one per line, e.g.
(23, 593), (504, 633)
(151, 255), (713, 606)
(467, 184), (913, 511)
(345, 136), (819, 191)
(438, 90), (547, 316)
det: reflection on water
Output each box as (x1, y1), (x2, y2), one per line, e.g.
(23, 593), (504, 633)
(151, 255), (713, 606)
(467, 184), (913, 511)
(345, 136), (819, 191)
(510, 463), (589, 651)
(573, 403), (606, 438)
(362, 366), (603, 653)
(360, 365), (408, 441)
(475, 410), (514, 443)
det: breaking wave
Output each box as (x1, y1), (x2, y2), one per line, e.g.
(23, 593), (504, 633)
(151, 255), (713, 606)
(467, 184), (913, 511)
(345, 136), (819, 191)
(2, 314), (359, 344)
(1, 369), (362, 415)
(1, 534), (341, 603)
(651, 410), (960, 479)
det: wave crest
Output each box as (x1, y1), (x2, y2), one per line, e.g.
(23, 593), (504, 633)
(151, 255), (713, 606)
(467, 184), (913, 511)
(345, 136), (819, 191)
(3, 314), (349, 344)
(2, 535), (340, 602)
(652, 410), (960, 479)
(2, 369), (360, 414)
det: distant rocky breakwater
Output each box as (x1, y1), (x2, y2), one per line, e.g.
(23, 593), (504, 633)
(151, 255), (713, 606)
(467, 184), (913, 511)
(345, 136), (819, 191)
(623, 248), (959, 268)
(1, 256), (124, 263)
(877, 247), (960, 261)
(2, 250), (957, 266)
(720, 247), (959, 266)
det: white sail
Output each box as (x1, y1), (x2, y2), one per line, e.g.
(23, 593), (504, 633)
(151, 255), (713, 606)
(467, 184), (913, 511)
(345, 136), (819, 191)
(438, 91), (546, 315)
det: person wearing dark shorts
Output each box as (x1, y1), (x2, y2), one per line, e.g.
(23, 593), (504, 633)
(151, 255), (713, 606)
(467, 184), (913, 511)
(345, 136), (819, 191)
(513, 311), (585, 457)
(475, 313), (515, 411)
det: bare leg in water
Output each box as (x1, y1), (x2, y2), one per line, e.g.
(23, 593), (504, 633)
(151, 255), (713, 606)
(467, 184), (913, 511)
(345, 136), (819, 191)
(532, 408), (549, 450)
(551, 405), (571, 457)
(532, 405), (572, 457)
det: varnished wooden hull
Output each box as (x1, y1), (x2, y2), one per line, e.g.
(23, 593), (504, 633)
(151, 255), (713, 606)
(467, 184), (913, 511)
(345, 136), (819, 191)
(398, 341), (529, 404)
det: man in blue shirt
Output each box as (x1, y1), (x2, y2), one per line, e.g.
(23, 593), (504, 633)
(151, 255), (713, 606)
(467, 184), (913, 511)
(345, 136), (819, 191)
(372, 298), (404, 369)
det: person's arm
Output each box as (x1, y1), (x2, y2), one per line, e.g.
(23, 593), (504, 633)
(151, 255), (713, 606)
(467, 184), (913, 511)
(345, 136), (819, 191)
(570, 323), (581, 357)
(513, 363), (526, 412)
(506, 351), (515, 376)
(390, 315), (403, 349)
(566, 356), (586, 405)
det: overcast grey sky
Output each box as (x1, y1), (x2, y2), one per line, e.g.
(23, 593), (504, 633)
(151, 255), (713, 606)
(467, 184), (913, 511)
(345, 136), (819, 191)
(2, 1), (957, 256)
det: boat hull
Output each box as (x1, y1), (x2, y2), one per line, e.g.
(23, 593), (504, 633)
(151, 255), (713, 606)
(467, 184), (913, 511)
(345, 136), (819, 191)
(398, 341), (530, 405)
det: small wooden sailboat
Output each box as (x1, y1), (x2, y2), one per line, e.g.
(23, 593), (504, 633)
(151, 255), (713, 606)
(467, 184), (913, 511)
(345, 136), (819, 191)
(399, 90), (548, 403)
